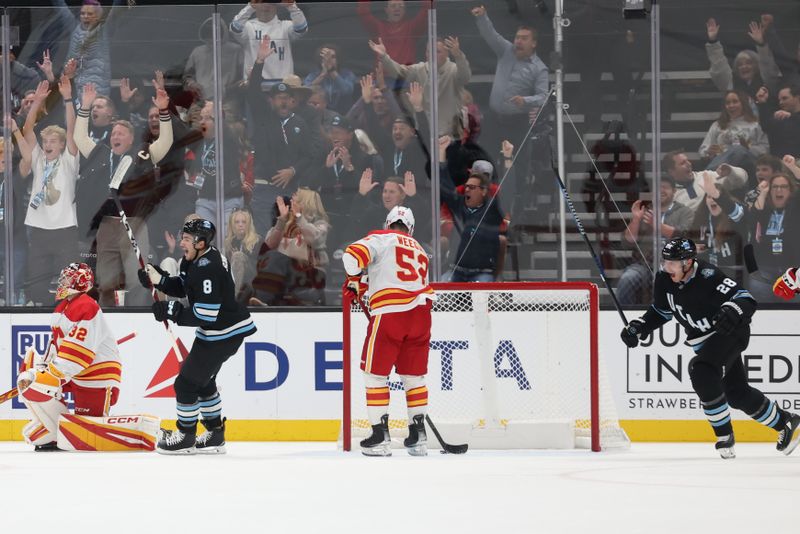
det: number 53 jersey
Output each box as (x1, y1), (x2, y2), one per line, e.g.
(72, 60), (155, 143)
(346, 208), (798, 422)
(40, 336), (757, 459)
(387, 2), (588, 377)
(345, 230), (436, 315)
(651, 259), (756, 348)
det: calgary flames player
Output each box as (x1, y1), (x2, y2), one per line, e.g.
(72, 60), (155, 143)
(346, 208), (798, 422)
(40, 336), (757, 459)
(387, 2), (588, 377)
(342, 206), (436, 457)
(15, 263), (136, 451)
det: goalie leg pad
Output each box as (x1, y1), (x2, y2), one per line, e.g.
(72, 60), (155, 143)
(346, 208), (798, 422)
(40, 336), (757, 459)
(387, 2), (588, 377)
(22, 398), (69, 446)
(56, 414), (161, 451)
(363, 372), (390, 426)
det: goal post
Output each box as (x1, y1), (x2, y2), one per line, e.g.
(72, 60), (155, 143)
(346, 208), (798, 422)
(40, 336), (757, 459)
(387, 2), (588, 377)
(341, 282), (629, 452)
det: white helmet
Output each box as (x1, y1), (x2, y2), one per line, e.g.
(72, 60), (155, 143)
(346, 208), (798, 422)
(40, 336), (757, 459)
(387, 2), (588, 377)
(384, 205), (415, 236)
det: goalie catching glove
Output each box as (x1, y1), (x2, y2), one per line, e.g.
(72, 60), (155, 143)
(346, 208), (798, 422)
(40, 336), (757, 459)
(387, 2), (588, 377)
(152, 300), (183, 322)
(344, 274), (368, 299)
(138, 263), (168, 290)
(713, 301), (745, 335)
(17, 368), (63, 402)
(620, 318), (648, 348)
(773, 267), (800, 301)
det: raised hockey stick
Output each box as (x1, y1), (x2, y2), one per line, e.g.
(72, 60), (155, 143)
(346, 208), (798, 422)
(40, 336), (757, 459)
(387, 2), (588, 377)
(109, 166), (188, 363)
(550, 156), (630, 327)
(0, 331), (138, 406)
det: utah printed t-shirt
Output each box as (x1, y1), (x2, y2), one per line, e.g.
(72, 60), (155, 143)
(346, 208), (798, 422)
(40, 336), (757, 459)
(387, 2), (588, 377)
(25, 144), (79, 230)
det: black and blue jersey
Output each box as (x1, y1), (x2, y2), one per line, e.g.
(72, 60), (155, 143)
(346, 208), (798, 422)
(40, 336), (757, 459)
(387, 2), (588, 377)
(159, 246), (256, 342)
(639, 259), (756, 350)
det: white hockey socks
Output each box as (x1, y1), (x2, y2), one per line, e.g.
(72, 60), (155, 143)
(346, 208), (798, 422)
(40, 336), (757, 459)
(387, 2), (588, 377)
(363, 373), (389, 425)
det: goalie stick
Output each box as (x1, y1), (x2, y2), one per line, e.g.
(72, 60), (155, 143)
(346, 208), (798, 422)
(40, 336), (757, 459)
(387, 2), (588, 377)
(108, 160), (188, 362)
(346, 290), (468, 454)
(0, 331), (137, 406)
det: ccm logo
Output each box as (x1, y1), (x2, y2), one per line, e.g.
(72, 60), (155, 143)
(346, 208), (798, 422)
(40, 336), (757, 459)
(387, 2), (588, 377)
(107, 417), (139, 424)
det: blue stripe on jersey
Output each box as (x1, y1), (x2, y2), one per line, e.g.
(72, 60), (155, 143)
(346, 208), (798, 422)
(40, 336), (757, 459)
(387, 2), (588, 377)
(652, 304), (673, 320)
(732, 289), (753, 300)
(294, 21), (308, 32)
(193, 302), (221, 321)
(196, 321), (256, 342)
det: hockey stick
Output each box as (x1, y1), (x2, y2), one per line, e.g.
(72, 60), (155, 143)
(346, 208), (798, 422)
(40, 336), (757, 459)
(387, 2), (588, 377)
(549, 152), (629, 327)
(347, 289), (468, 454)
(108, 165), (188, 363)
(425, 414), (468, 455)
(0, 331), (138, 406)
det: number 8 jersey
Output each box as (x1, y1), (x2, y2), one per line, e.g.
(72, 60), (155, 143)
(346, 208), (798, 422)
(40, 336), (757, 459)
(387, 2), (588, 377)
(344, 230), (436, 315)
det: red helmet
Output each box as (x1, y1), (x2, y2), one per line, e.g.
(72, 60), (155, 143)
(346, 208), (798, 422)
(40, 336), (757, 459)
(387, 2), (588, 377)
(55, 262), (94, 300)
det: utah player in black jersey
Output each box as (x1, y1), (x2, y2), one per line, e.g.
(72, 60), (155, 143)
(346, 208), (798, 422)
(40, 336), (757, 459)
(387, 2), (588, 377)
(621, 237), (800, 459)
(138, 219), (257, 454)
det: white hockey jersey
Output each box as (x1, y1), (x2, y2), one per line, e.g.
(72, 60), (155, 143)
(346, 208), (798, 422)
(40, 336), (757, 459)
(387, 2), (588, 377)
(49, 293), (121, 389)
(343, 230), (435, 315)
(230, 4), (308, 81)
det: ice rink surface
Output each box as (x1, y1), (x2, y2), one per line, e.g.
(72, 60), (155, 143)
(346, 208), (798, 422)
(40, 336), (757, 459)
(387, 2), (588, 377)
(1, 441), (798, 534)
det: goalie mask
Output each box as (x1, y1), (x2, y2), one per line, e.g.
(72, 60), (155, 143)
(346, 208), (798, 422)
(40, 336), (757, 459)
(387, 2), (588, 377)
(56, 262), (94, 300)
(384, 205), (415, 236)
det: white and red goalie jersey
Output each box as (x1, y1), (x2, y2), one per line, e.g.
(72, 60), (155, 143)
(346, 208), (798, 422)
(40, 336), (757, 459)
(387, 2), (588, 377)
(46, 293), (122, 388)
(343, 230), (435, 315)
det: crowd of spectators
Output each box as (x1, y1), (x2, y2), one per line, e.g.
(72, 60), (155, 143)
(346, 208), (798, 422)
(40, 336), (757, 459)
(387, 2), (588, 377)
(617, 12), (800, 305)
(0, 0), (543, 308)
(0, 1), (798, 308)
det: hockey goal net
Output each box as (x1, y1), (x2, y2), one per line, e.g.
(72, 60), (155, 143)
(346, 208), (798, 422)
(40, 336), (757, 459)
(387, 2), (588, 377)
(341, 282), (629, 452)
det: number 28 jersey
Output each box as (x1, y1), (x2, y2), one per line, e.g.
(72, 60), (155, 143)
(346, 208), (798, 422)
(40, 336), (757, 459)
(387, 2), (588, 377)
(645, 259), (756, 348)
(344, 230), (436, 315)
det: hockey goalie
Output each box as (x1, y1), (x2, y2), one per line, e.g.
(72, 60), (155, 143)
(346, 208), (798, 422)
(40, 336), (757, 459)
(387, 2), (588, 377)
(15, 263), (158, 451)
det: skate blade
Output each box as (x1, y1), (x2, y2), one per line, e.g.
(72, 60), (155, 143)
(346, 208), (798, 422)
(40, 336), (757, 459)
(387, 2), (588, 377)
(196, 445), (227, 455)
(783, 432), (800, 456)
(718, 447), (736, 459)
(406, 444), (428, 456)
(361, 445), (392, 457)
(156, 446), (197, 456)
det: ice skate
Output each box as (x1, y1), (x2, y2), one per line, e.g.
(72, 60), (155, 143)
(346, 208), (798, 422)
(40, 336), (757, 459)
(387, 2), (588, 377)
(156, 427), (196, 455)
(403, 414), (427, 456)
(777, 413), (800, 456)
(360, 414), (391, 457)
(196, 418), (227, 454)
(34, 441), (60, 452)
(715, 434), (735, 459)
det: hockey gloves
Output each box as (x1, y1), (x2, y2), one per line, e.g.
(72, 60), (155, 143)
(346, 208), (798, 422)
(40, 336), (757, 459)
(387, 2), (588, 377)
(138, 264), (168, 290)
(713, 301), (744, 336)
(344, 274), (368, 300)
(17, 367), (62, 402)
(620, 318), (647, 348)
(152, 300), (183, 323)
(773, 268), (800, 300)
